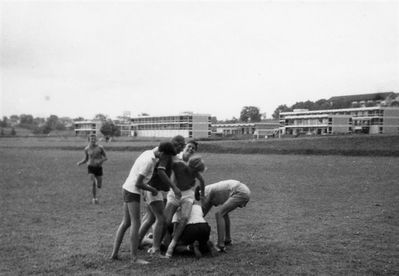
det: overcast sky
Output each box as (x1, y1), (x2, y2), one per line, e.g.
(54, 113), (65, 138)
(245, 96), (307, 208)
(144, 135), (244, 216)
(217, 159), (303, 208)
(1, 1), (398, 120)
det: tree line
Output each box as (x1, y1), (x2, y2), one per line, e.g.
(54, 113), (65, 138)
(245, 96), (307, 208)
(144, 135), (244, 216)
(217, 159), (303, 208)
(0, 113), (120, 137)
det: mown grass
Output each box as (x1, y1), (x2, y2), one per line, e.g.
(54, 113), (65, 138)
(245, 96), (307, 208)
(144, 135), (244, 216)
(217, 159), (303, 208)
(1, 134), (399, 156)
(1, 137), (398, 275)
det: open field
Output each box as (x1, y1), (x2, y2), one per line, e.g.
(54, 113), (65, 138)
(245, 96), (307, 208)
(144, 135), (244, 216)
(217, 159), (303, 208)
(1, 134), (399, 156)
(1, 138), (398, 275)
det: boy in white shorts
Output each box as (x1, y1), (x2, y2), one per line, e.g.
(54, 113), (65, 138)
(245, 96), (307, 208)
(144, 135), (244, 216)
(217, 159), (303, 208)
(163, 155), (206, 258)
(202, 180), (251, 252)
(138, 136), (185, 255)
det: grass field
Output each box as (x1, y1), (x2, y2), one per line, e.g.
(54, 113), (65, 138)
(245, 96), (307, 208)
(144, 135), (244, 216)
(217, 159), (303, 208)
(1, 137), (398, 275)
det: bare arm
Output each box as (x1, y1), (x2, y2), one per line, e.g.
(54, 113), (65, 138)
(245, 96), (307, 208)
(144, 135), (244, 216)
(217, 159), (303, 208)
(196, 172), (205, 198)
(158, 169), (181, 199)
(98, 147), (108, 166)
(135, 174), (158, 195)
(77, 149), (88, 166)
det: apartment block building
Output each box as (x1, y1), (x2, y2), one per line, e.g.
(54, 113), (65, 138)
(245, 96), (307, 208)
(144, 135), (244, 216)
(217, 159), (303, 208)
(130, 112), (211, 139)
(74, 120), (102, 136)
(279, 107), (399, 136)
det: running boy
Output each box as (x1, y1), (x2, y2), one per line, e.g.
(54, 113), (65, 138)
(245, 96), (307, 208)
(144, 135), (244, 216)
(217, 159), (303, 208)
(109, 142), (176, 264)
(202, 180), (251, 252)
(77, 134), (107, 204)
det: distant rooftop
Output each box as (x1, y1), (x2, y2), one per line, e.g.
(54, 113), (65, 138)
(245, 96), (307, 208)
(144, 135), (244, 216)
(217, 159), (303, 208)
(329, 92), (397, 103)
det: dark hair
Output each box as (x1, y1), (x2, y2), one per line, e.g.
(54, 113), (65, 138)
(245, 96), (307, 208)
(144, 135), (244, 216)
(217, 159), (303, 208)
(158, 141), (177, 155)
(171, 135), (185, 144)
(188, 155), (205, 172)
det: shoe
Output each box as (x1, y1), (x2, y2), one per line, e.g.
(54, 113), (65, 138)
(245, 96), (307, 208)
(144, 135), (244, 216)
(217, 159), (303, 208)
(192, 241), (202, 259)
(92, 198), (99, 204)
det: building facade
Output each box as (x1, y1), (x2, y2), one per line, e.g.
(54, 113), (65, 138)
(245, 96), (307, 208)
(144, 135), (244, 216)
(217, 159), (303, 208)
(212, 120), (280, 138)
(74, 120), (102, 136)
(279, 107), (399, 136)
(130, 113), (211, 139)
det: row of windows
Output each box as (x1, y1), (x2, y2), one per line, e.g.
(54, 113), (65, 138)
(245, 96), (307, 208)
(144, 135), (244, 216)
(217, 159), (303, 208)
(280, 110), (384, 120)
(131, 116), (211, 124)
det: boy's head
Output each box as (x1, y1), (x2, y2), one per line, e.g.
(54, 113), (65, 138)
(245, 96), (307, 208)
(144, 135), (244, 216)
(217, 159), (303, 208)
(186, 139), (198, 151)
(171, 135), (185, 154)
(182, 139), (198, 161)
(158, 141), (177, 156)
(188, 155), (205, 172)
(88, 134), (97, 143)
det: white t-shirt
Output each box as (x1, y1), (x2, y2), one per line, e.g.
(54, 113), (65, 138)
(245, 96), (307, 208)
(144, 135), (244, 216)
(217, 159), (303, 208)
(172, 204), (206, 224)
(122, 150), (157, 194)
(205, 180), (245, 206)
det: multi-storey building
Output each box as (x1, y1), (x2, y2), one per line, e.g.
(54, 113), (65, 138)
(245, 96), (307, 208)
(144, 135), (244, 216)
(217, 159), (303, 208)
(212, 120), (280, 138)
(74, 120), (102, 136)
(279, 107), (399, 136)
(130, 112), (211, 139)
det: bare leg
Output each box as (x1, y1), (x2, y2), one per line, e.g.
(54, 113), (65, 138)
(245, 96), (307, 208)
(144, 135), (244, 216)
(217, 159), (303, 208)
(215, 198), (239, 249)
(127, 201), (149, 264)
(224, 214), (232, 245)
(162, 202), (178, 248)
(138, 205), (155, 246)
(110, 203), (131, 259)
(90, 174), (97, 200)
(96, 175), (102, 189)
(165, 200), (193, 257)
(147, 200), (165, 253)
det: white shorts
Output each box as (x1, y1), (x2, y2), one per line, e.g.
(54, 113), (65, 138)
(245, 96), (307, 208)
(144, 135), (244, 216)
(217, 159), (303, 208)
(143, 190), (164, 204)
(167, 188), (195, 207)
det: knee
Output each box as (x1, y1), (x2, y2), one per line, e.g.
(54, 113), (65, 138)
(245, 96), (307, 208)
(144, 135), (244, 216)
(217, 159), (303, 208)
(121, 219), (131, 229)
(180, 217), (189, 225)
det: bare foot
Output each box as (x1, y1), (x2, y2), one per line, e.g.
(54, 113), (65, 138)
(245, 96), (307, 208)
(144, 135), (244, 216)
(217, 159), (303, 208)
(110, 255), (119, 260)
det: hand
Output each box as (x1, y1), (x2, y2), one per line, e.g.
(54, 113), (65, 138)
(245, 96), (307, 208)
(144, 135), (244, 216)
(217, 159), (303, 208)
(77, 162), (81, 166)
(173, 188), (182, 200)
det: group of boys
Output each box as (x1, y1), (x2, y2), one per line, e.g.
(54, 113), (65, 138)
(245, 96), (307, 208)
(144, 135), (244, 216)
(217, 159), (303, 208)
(78, 134), (251, 264)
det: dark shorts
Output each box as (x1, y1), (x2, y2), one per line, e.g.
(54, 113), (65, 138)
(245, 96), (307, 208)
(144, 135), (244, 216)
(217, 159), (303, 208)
(122, 189), (140, 203)
(88, 165), (103, 177)
(180, 223), (210, 247)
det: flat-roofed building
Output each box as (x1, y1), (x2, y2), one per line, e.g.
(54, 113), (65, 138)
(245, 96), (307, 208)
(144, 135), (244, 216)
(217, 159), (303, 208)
(74, 120), (102, 136)
(212, 120), (280, 138)
(279, 107), (399, 136)
(130, 112), (211, 139)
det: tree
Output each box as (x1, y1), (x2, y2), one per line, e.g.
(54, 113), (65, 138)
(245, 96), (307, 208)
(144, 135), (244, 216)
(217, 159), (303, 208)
(240, 106), (261, 122)
(100, 120), (121, 137)
(272, 104), (292, 119)
(20, 114), (34, 125)
(73, 117), (85, 122)
(0, 116), (8, 128)
(19, 114), (35, 129)
(94, 114), (107, 122)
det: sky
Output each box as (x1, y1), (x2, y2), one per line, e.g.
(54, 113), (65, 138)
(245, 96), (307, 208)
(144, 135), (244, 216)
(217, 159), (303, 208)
(1, 1), (398, 121)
